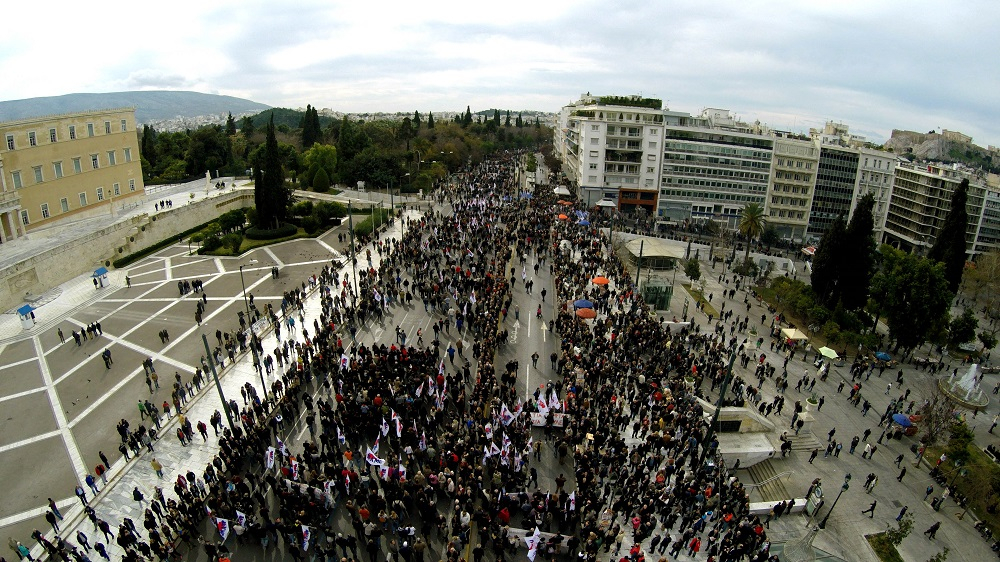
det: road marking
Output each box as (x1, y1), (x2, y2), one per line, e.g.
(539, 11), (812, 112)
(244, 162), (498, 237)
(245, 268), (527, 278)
(315, 239), (339, 255)
(33, 336), (88, 478)
(215, 258), (225, 273)
(0, 429), (62, 453)
(264, 247), (284, 266)
(0, 385), (47, 404)
(0, 356), (39, 373)
(164, 258), (172, 280)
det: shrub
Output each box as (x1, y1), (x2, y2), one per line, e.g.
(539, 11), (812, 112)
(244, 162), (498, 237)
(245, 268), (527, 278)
(223, 233), (243, 254)
(245, 223), (297, 240)
(200, 236), (223, 253)
(301, 216), (320, 235)
(290, 200), (314, 217)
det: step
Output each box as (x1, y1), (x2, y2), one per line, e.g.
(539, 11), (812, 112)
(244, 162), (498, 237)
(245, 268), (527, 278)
(744, 459), (792, 503)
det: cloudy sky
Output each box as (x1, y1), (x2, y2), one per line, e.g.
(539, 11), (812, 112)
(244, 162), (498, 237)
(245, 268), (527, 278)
(2, 0), (997, 144)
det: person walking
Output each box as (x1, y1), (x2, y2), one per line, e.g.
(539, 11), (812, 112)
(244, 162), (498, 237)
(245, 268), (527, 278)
(76, 531), (91, 551)
(861, 500), (877, 518)
(47, 498), (63, 520)
(45, 510), (60, 533)
(894, 454), (904, 467)
(897, 467), (907, 482)
(150, 458), (164, 478)
(924, 521), (941, 539)
(809, 449), (818, 464)
(895, 506), (908, 521)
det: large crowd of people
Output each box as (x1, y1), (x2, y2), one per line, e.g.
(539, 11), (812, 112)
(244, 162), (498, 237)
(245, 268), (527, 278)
(22, 151), (783, 562)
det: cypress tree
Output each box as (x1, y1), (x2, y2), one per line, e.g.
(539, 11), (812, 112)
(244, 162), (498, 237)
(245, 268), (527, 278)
(255, 116), (288, 229)
(413, 111), (422, 130)
(505, 110), (511, 127)
(427, 112), (435, 129)
(841, 193), (876, 310)
(810, 214), (847, 306)
(225, 113), (236, 136)
(928, 178), (970, 293)
(463, 106), (473, 127)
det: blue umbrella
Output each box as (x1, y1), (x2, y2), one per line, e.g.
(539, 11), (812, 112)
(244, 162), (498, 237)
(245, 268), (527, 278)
(875, 351), (892, 361)
(579, 220), (591, 226)
(573, 299), (594, 309)
(892, 413), (913, 427)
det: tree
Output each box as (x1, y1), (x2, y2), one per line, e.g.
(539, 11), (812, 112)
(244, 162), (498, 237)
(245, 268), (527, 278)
(240, 116), (255, 137)
(516, 113), (523, 128)
(312, 167), (331, 191)
(870, 246), (952, 351)
(736, 202), (767, 261)
(926, 547), (950, 562)
(302, 144), (338, 189)
(928, 178), (969, 293)
(300, 104), (321, 148)
(979, 331), (998, 354)
(224, 112), (237, 136)
(413, 111), (422, 130)
(427, 112), (435, 129)
(505, 110), (512, 127)
(841, 193), (876, 310)
(964, 251), (1000, 331)
(811, 215), (847, 307)
(883, 513), (913, 547)
(684, 258), (701, 282)
(253, 116), (289, 229)
(916, 387), (958, 449)
(760, 225), (780, 248)
(463, 106), (473, 127)
(948, 308), (978, 346)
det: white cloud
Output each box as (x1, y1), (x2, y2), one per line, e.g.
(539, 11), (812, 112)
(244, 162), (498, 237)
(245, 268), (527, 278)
(1, 0), (998, 145)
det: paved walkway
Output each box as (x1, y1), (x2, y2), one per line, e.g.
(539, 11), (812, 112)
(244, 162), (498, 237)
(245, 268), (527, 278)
(17, 209), (421, 560)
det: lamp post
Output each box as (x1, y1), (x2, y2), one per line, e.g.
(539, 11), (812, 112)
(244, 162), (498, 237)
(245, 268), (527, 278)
(818, 473), (852, 529)
(238, 260), (266, 393)
(202, 333), (237, 433)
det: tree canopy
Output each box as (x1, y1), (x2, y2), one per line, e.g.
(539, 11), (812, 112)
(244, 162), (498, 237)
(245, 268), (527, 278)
(253, 116), (290, 229)
(737, 202), (767, 260)
(870, 245), (953, 351)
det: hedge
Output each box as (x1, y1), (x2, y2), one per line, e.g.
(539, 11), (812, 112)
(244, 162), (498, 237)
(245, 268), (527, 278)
(245, 223), (297, 240)
(112, 219), (217, 269)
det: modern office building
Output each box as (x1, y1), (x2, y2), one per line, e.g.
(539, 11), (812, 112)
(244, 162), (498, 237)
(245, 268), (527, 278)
(657, 108), (773, 229)
(0, 108), (144, 236)
(882, 162), (999, 257)
(766, 134), (819, 241)
(555, 94), (663, 211)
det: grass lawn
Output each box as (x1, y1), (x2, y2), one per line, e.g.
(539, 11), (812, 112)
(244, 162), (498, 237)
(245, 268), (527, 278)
(682, 283), (719, 317)
(925, 444), (1000, 532)
(866, 534), (903, 562)
(202, 227), (310, 256)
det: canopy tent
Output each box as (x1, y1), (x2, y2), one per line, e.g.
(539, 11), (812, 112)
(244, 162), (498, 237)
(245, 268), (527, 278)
(573, 299), (594, 309)
(781, 327), (808, 341)
(553, 186), (571, 196)
(801, 246), (817, 256)
(576, 308), (597, 319)
(875, 351), (892, 361)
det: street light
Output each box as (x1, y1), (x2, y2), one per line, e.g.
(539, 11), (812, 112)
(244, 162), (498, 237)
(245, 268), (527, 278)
(818, 473), (852, 529)
(238, 259), (267, 393)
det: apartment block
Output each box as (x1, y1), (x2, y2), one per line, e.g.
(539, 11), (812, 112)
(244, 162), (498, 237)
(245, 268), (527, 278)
(0, 108), (145, 236)
(555, 94), (663, 211)
(883, 162), (998, 257)
(767, 134), (819, 241)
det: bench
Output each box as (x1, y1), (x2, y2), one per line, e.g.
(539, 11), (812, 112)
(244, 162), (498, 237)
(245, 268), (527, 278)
(748, 498), (805, 516)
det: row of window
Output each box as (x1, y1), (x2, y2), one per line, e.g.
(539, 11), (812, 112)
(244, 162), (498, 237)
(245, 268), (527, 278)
(775, 158), (814, 169)
(774, 183), (809, 195)
(769, 209), (807, 220)
(660, 189), (760, 203)
(661, 177), (768, 192)
(662, 166), (770, 182)
(9, 148), (132, 188)
(5, 120), (127, 150)
(20, 179), (136, 225)
(773, 171), (811, 182)
(771, 196), (809, 207)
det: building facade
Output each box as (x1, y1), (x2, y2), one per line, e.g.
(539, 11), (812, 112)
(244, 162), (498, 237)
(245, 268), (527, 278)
(555, 94), (663, 211)
(767, 134), (819, 241)
(657, 109), (773, 229)
(0, 108), (144, 236)
(882, 162), (997, 257)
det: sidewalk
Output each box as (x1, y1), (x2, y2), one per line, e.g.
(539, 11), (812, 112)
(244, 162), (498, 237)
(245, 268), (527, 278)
(27, 211), (418, 560)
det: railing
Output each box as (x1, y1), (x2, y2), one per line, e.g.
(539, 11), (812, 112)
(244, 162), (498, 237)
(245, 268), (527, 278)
(745, 471), (793, 500)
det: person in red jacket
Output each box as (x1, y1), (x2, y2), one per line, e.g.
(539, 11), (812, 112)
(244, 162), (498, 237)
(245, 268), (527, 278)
(688, 537), (701, 556)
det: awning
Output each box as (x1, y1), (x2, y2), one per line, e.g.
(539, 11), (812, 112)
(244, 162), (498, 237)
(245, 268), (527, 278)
(17, 304), (33, 316)
(801, 246), (816, 256)
(781, 327), (808, 341)
(93, 267), (109, 277)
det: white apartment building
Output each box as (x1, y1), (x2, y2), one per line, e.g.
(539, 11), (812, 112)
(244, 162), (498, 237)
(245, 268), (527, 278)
(555, 94), (664, 211)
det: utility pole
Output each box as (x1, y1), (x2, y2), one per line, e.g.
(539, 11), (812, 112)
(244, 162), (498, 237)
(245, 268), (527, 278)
(347, 201), (358, 306)
(635, 240), (644, 288)
(202, 334), (236, 433)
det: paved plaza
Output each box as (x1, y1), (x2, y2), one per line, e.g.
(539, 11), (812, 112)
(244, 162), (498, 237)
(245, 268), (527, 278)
(0, 163), (996, 562)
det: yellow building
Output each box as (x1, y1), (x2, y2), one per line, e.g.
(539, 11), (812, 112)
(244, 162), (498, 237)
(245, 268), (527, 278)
(0, 108), (145, 239)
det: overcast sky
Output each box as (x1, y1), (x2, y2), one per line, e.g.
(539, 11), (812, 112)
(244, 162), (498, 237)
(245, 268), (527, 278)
(3, 0), (997, 145)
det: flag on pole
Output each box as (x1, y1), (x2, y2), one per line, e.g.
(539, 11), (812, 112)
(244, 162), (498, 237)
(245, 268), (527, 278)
(302, 525), (311, 551)
(366, 448), (385, 465)
(291, 458), (300, 480)
(398, 464), (407, 481)
(235, 511), (247, 527)
(525, 527), (541, 561)
(265, 447), (276, 469)
(372, 434), (380, 454)
(381, 417), (390, 437)
(340, 354), (349, 370)
(490, 442), (501, 457)
(277, 438), (286, 456)
(337, 426), (346, 445)
(500, 404), (515, 426)
(391, 410), (402, 438)
(415, 382), (424, 397)
(217, 518), (231, 542)
(484, 423), (494, 440)
(419, 432), (427, 451)
(568, 491), (576, 511)
(438, 359), (445, 375)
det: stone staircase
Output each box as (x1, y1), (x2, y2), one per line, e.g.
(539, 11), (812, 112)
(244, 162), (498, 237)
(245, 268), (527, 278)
(784, 431), (822, 452)
(743, 459), (792, 502)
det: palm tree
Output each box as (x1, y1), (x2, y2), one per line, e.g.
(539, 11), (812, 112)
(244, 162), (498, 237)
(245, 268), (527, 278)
(737, 202), (767, 261)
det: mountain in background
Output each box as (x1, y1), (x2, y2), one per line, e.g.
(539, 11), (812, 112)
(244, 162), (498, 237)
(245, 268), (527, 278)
(0, 90), (271, 124)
